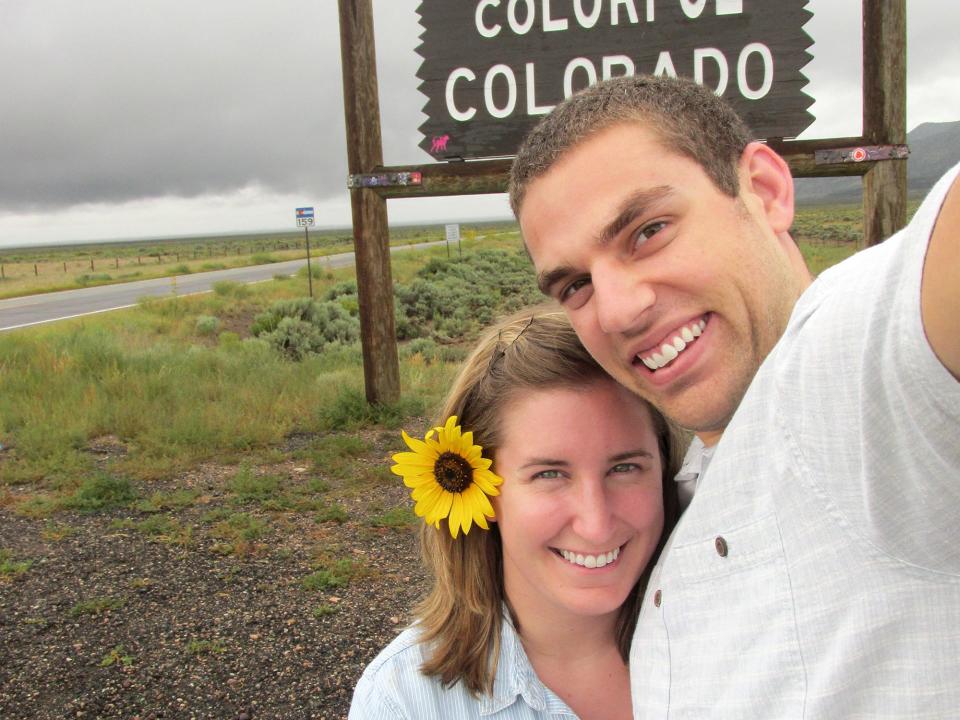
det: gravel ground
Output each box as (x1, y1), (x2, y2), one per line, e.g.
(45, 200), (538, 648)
(0, 434), (427, 720)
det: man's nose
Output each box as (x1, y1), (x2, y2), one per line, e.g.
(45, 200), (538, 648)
(591, 261), (656, 335)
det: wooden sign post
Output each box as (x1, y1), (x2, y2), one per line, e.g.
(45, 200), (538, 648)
(338, 0), (400, 405)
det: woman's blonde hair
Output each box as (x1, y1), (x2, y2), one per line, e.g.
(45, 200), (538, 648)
(413, 308), (685, 695)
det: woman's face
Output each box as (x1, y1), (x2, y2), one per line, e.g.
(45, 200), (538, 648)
(492, 379), (665, 623)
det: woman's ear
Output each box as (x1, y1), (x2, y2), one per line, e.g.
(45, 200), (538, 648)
(738, 141), (795, 234)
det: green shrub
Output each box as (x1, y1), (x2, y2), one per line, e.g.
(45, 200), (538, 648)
(195, 315), (220, 336)
(318, 387), (425, 430)
(170, 264), (192, 275)
(228, 466), (281, 504)
(251, 298), (360, 360)
(250, 253), (278, 264)
(75, 273), (113, 286)
(392, 248), (540, 342)
(212, 280), (251, 299)
(301, 559), (355, 591)
(63, 473), (136, 512)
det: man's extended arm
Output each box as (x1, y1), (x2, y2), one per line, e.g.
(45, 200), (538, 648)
(922, 173), (960, 381)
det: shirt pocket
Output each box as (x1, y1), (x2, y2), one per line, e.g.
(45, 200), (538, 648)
(664, 512), (805, 719)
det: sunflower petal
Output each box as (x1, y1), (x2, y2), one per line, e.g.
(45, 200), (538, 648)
(448, 493), (464, 538)
(467, 483), (496, 518)
(391, 451), (437, 468)
(428, 490), (454, 527)
(401, 431), (437, 457)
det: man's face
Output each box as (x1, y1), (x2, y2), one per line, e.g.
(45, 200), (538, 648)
(519, 122), (805, 437)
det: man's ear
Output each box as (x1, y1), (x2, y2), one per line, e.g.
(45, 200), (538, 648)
(738, 141), (795, 234)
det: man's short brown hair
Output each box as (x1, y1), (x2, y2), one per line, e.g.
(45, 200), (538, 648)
(509, 74), (752, 215)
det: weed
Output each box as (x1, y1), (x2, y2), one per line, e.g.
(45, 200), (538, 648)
(75, 273), (113, 286)
(170, 264), (192, 275)
(315, 504), (348, 524)
(195, 315), (220, 335)
(129, 577), (155, 590)
(210, 512), (268, 555)
(313, 604), (338, 617)
(185, 638), (227, 656)
(318, 388), (424, 431)
(228, 466), (282, 505)
(63, 473), (136, 512)
(99, 645), (134, 667)
(136, 489), (201, 513)
(368, 506), (416, 530)
(212, 281), (251, 299)
(15, 494), (62, 519)
(111, 515), (192, 545)
(69, 596), (125, 617)
(0, 549), (33, 579)
(301, 559), (356, 591)
(41, 521), (77, 540)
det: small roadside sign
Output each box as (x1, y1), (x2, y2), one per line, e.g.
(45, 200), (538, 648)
(296, 207), (315, 227)
(445, 223), (462, 258)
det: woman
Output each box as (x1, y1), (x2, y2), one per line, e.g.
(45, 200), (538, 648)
(350, 310), (684, 719)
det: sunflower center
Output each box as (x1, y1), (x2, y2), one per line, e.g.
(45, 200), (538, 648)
(434, 452), (473, 493)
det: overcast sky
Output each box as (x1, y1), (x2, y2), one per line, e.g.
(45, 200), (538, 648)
(1, 0), (958, 249)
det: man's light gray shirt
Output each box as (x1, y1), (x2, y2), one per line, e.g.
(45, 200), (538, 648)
(631, 163), (960, 718)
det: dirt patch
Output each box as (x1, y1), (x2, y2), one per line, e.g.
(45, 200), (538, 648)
(0, 447), (426, 719)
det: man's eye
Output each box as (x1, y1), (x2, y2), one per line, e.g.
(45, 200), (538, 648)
(559, 277), (590, 302)
(635, 221), (667, 247)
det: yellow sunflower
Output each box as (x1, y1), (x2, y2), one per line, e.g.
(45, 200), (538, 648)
(390, 415), (503, 538)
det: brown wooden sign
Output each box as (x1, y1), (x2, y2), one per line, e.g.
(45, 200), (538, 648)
(416, 0), (815, 159)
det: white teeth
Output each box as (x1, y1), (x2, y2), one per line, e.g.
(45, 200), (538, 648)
(638, 318), (707, 370)
(559, 547), (620, 568)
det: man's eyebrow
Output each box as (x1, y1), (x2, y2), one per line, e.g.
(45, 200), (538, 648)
(535, 186), (674, 296)
(537, 265), (576, 296)
(597, 186), (675, 247)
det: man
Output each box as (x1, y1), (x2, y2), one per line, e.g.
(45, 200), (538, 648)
(509, 75), (959, 718)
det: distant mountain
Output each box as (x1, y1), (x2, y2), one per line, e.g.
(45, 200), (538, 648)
(794, 120), (960, 205)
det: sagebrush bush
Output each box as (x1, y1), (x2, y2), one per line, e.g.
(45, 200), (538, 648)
(194, 315), (220, 336)
(393, 248), (540, 341)
(251, 298), (359, 360)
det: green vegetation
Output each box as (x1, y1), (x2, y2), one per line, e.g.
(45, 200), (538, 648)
(302, 558), (358, 591)
(69, 596), (125, 617)
(100, 645), (134, 667)
(184, 639), (227, 656)
(0, 549), (33, 579)
(368, 506), (417, 530)
(0, 216), (860, 568)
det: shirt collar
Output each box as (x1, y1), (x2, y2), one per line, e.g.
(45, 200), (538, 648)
(479, 614), (575, 717)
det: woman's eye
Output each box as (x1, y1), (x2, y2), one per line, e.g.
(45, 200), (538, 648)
(533, 469), (563, 480)
(610, 462), (641, 475)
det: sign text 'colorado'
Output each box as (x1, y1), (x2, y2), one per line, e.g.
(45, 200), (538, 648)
(415, 0), (814, 159)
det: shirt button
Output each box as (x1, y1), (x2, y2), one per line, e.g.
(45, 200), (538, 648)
(653, 589), (662, 607)
(715, 536), (728, 557)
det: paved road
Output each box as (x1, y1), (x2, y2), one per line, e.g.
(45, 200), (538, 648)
(0, 240), (447, 332)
